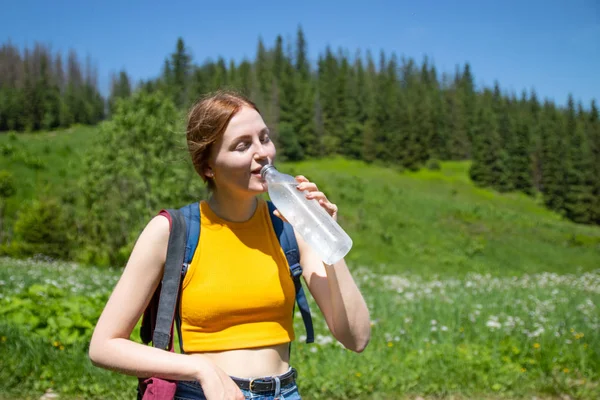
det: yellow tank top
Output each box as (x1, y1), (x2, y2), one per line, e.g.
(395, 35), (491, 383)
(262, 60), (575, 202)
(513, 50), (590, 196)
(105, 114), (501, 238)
(179, 199), (296, 352)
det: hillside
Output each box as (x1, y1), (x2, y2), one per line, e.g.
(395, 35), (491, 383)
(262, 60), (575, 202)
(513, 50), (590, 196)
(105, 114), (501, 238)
(2, 127), (600, 399)
(1, 127), (598, 276)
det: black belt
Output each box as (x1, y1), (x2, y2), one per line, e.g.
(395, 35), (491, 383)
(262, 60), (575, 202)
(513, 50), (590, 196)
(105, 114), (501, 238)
(232, 368), (297, 393)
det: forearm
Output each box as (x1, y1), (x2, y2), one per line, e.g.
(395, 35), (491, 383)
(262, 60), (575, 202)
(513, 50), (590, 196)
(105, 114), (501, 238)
(89, 337), (209, 381)
(324, 259), (371, 352)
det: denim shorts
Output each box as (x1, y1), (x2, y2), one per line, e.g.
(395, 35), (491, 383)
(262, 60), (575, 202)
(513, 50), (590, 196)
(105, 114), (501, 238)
(173, 368), (302, 400)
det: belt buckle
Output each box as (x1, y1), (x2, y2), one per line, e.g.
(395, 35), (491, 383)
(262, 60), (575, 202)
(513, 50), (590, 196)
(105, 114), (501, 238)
(249, 377), (258, 392)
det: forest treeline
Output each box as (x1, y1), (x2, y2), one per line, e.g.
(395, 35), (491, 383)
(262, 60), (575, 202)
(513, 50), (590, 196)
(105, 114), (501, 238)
(1, 28), (599, 226)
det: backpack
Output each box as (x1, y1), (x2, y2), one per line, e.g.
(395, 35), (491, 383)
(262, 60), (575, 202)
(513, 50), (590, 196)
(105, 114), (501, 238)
(139, 200), (315, 353)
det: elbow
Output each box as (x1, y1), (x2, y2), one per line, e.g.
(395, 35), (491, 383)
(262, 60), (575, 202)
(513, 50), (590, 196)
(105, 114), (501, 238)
(338, 326), (371, 353)
(88, 336), (108, 368)
(350, 330), (371, 353)
(88, 340), (101, 367)
(354, 335), (371, 353)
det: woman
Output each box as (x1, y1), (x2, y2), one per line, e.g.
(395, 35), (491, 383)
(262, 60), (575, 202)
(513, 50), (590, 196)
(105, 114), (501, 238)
(89, 91), (371, 400)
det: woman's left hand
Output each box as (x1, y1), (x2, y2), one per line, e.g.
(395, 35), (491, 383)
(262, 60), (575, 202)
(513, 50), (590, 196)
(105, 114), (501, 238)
(295, 175), (338, 221)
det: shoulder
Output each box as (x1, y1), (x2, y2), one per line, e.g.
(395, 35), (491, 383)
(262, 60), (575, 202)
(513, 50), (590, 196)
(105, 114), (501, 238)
(131, 213), (171, 265)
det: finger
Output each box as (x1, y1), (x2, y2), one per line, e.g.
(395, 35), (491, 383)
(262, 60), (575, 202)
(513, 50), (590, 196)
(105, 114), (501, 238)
(295, 175), (309, 183)
(222, 375), (245, 400)
(297, 181), (318, 192)
(306, 191), (327, 201)
(319, 198), (339, 218)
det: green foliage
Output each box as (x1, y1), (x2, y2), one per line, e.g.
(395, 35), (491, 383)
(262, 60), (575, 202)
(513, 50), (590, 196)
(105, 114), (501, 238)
(0, 171), (16, 199)
(11, 197), (73, 259)
(426, 158), (441, 171)
(278, 122), (304, 161)
(78, 90), (204, 266)
(1, 254), (599, 399)
(0, 285), (102, 346)
(4, 35), (600, 226)
(0, 43), (104, 133)
(469, 103), (503, 188)
(108, 70), (132, 115)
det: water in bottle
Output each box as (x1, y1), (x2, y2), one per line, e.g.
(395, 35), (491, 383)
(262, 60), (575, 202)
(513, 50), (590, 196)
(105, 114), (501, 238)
(260, 164), (353, 265)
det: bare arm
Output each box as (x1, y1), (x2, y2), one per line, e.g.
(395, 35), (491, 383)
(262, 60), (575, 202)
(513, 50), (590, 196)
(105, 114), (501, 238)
(88, 215), (243, 399)
(289, 177), (371, 352)
(296, 234), (371, 352)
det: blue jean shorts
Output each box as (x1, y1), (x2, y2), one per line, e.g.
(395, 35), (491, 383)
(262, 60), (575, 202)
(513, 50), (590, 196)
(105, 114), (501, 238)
(174, 367), (302, 400)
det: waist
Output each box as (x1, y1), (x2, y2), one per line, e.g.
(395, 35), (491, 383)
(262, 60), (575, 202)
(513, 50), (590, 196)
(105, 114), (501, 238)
(188, 343), (290, 378)
(177, 367), (298, 398)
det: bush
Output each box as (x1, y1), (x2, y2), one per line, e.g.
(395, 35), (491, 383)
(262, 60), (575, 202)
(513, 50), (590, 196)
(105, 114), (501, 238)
(11, 198), (74, 259)
(78, 90), (204, 266)
(426, 158), (441, 171)
(0, 170), (16, 199)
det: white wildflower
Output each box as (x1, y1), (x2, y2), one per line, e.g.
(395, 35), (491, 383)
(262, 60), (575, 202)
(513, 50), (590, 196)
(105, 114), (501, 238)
(486, 320), (502, 329)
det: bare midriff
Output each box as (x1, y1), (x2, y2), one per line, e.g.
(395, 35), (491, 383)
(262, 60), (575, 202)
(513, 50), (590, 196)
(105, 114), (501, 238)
(188, 343), (290, 378)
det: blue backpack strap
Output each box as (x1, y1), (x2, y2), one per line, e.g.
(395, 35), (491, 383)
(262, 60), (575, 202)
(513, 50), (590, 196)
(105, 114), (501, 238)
(174, 202), (201, 353)
(267, 201), (315, 344)
(180, 202), (201, 274)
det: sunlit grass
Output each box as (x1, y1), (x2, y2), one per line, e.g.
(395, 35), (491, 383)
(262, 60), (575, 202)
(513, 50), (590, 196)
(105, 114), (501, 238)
(1, 258), (598, 399)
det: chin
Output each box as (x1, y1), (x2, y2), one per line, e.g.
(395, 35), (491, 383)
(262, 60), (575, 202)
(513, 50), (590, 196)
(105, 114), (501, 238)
(250, 182), (268, 193)
(247, 176), (268, 193)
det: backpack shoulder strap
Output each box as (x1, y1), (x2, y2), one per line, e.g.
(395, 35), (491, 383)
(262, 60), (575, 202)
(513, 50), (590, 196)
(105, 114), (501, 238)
(179, 202), (201, 277)
(142, 202), (200, 352)
(174, 202), (201, 353)
(152, 208), (187, 350)
(267, 200), (315, 343)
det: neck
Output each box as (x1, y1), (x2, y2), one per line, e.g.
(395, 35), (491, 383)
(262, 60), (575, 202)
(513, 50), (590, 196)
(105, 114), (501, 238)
(208, 189), (259, 223)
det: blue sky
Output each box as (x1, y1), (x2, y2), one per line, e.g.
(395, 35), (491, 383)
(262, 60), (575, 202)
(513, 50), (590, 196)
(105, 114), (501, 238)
(1, 0), (598, 107)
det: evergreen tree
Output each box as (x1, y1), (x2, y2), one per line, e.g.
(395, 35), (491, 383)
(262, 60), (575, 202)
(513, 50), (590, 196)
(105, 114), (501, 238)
(563, 117), (595, 223)
(253, 37), (271, 107)
(586, 100), (600, 224)
(361, 51), (378, 162)
(317, 47), (341, 156)
(469, 97), (506, 188)
(528, 90), (543, 191)
(508, 117), (534, 195)
(460, 63), (477, 154)
(445, 88), (469, 160)
(169, 37), (191, 108)
(291, 28), (318, 158)
(108, 70), (132, 115)
(295, 26), (309, 79)
(539, 102), (567, 212)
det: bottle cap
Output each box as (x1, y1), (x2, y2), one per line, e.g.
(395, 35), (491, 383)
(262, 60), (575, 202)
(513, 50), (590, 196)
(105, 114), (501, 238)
(260, 164), (275, 179)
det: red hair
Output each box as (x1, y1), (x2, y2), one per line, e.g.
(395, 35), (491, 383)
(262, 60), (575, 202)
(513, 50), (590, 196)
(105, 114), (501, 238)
(186, 90), (259, 189)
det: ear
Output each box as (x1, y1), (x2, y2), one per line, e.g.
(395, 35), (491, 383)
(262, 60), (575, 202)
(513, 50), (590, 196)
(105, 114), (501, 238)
(203, 166), (214, 179)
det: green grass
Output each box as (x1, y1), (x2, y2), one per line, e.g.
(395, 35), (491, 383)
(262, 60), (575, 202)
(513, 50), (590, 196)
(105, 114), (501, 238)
(0, 126), (98, 226)
(1, 127), (600, 398)
(283, 158), (599, 277)
(1, 258), (598, 399)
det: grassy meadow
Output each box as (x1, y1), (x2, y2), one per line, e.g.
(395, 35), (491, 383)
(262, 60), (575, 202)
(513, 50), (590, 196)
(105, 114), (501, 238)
(1, 127), (599, 399)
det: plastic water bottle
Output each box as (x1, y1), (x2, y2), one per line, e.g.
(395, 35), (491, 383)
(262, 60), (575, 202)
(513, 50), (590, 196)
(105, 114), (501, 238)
(261, 164), (353, 265)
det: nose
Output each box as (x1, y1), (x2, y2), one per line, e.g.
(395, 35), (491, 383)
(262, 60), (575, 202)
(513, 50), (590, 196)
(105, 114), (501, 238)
(254, 143), (269, 160)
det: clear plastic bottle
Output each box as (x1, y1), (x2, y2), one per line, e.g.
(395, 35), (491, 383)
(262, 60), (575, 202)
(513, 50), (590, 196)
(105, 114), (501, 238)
(261, 164), (353, 265)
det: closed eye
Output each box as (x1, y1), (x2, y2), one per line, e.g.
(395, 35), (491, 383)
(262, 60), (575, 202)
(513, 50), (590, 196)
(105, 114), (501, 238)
(235, 142), (251, 151)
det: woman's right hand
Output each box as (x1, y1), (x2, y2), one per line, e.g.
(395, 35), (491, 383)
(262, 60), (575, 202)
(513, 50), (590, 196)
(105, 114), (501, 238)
(196, 359), (245, 400)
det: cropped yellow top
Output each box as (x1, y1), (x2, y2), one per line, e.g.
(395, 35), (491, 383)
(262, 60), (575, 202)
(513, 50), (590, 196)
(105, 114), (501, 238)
(179, 199), (296, 352)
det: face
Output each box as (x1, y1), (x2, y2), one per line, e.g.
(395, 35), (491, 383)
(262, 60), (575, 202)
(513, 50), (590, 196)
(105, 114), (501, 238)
(206, 106), (276, 196)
